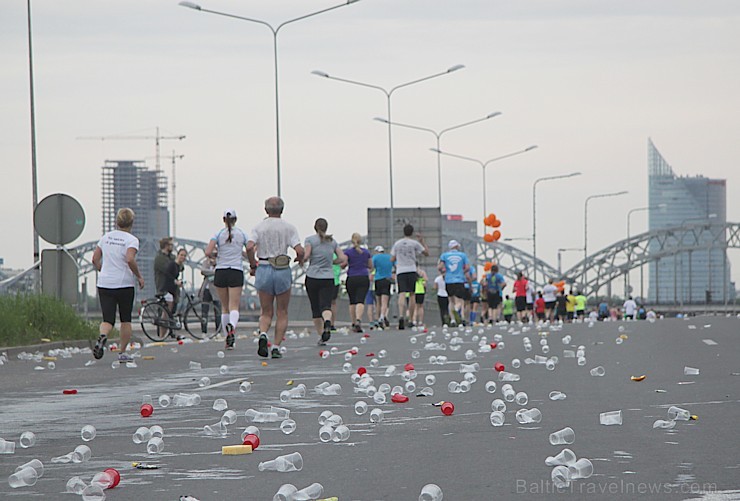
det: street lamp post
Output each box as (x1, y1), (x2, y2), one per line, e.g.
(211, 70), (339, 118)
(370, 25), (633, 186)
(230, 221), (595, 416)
(373, 112), (501, 210)
(532, 172), (581, 287)
(625, 203), (667, 298)
(583, 191), (628, 293)
(432, 145), (538, 220)
(179, 0), (361, 197)
(557, 247), (584, 276)
(26, 0), (40, 278)
(312, 65), (465, 245)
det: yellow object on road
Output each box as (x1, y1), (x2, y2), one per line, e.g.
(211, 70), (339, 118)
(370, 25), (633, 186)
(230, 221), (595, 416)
(222, 445), (252, 455)
(42, 356), (57, 361)
(630, 375), (647, 381)
(142, 356), (155, 360)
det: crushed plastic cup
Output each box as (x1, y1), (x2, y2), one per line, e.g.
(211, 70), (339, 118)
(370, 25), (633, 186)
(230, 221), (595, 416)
(19, 431), (36, 448)
(66, 476), (87, 494)
(491, 399), (506, 412)
(653, 419), (677, 429)
(72, 444), (91, 463)
(213, 398), (228, 411)
(515, 392), (529, 406)
(239, 381), (252, 393)
(667, 406), (691, 421)
(158, 395), (171, 408)
(370, 408), (384, 423)
(590, 366), (605, 377)
(684, 366), (700, 376)
(332, 424), (350, 442)
(198, 376), (211, 387)
(280, 419), (297, 435)
(599, 410), (623, 426)
(551, 465), (571, 488)
(515, 408), (542, 424)
(562, 335), (572, 344)
(51, 452), (74, 463)
(189, 361), (202, 370)
(549, 391), (567, 401)
(204, 422), (227, 436)
(293, 482), (324, 501)
(147, 437), (164, 454)
(549, 427), (575, 445)
(447, 381), (461, 394)
(0, 438), (16, 454)
(81, 425), (97, 442)
(489, 411), (505, 427)
(133, 427), (152, 444)
(273, 483), (298, 501)
(355, 401), (368, 415)
(80, 484), (105, 501)
(546, 447), (577, 466)
(419, 483), (443, 501)
(498, 371), (520, 382)
(258, 452), (303, 472)
(568, 457), (594, 479)
(418, 386), (434, 396)
(373, 392), (387, 404)
(8, 466), (38, 488)
(459, 362), (479, 373)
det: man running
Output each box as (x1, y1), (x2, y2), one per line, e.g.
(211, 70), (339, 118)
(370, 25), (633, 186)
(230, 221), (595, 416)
(542, 278), (558, 322)
(483, 264), (506, 324)
(372, 246), (392, 328)
(246, 197), (304, 359)
(438, 240), (470, 326)
(390, 224), (429, 330)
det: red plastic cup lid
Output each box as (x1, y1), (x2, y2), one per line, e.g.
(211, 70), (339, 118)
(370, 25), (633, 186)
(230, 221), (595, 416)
(404, 363), (415, 371)
(441, 402), (455, 415)
(391, 393), (409, 403)
(494, 362), (505, 372)
(243, 434), (260, 450)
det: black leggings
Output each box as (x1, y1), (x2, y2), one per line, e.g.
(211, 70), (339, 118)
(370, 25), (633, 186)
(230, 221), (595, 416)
(437, 295), (449, 324)
(98, 287), (135, 325)
(305, 277), (335, 319)
(346, 275), (370, 305)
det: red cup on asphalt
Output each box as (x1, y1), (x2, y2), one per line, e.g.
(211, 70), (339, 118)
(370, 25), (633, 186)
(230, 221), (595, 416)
(490, 342), (497, 349)
(140, 404), (153, 417)
(349, 349), (358, 355)
(441, 402), (455, 416)
(391, 393), (409, 403)
(242, 434), (260, 450)
(494, 362), (505, 372)
(63, 389), (78, 395)
(404, 363), (415, 371)
(366, 353), (375, 357)
(357, 367), (367, 376)
(103, 468), (120, 488)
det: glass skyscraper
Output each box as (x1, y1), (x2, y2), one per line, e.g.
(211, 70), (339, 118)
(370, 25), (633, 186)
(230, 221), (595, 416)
(647, 139), (732, 303)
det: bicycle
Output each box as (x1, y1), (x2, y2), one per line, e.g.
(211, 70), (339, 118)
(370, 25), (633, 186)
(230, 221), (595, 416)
(139, 289), (222, 342)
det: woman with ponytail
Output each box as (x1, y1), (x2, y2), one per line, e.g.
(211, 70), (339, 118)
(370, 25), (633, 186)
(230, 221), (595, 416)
(343, 232), (373, 332)
(205, 209), (248, 350)
(304, 218), (346, 345)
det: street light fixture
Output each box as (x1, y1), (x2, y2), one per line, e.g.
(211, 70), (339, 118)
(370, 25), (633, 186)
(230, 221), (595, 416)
(583, 190), (628, 291)
(532, 172), (581, 287)
(373, 112), (502, 209)
(179, 0), (361, 197)
(312, 65), (465, 245)
(557, 247), (584, 275)
(625, 203), (667, 298)
(431, 145), (538, 219)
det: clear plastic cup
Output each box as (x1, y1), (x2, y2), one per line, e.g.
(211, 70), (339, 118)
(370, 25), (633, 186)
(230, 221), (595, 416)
(419, 483), (443, 501)
(221, 410), (237, 425)
(188, 361), (201, 370)
(318, 410), (334, 426)
(515, 391), (529, 406)
(158, 395), (171, 408)
(599, 410), (623, 426)
(485, 381), (497, 393)
(72, 444), (91, 463)
(319, 425), (334, 443)
(213, 398), (228, 411)
(147, 437), (164, 454)
(280, 419), (296, 435)
(81, 484), (105, 501)
(273, 483), (298, 501)
(373, 392), (387, 404)
(568, 458), (594, 479)
(405, 381), (417, 393)
(577, 356), (587, 366)
(546, 448), (577, 467)
(667, 406), (691, 421)
(684, 366), (700, 376)
(241, 426), (261, 441)
(491, 399), (506, 412)
(66, 476), (87, 494)
(219, 364), (228, 375)
(198, 376), (211, 387)
(459, 380), (471, 393)
(149, 425), (164, 438)
(8, 466), (38, 488)
(355, 401), (368, 415)
(0, 438), (15, 454)
(502, 384), (516, 402)
(418, 387), (434, 396)
(653, 419), (677, 429)
(511, 358), (521, 369)
(19, 431), (36, 448)
(590, 366), (605, 377)
(370, 408), (384, 423)
(549, 391), (567, 401)
(551, 465), (571, 488)
(489, 411), (505, 427)
(51, 452), (74, 463)
(549, 427), (575, 445)
(258, 452), (303, 472)
(81, 425), (97, 442)
(515, 408), (542, 424)
(294, 482), (324, 501)
(239, 381), (252, 393)
(133, 427), (152, 444)
(498, 371), (520, 382)
(332, 425), (350, 442)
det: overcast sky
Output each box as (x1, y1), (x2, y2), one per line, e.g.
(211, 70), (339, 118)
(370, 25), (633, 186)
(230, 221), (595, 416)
(2, 0), (739, 287)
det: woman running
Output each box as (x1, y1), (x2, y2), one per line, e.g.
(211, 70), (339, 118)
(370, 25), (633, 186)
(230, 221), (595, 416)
(91, 208), (145, 362)
(304, 218), (346, 345)
(344, 233), (373, 333)
(205, 209), (248, 351)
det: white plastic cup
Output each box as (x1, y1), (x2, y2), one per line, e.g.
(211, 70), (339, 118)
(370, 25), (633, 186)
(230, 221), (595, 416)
(501, 384), (516, 402)
(319, 425), (334, 443)
(568, 458), (594, 479)
(72, 444), (91, 463)
(81, 425), (97, 442)
(332, 425), (350, 442)
(546, 448), (577, 467)
(147, 437), (164, 454)
(489, 411), (505, 427)
(221, 410), (238, 425)
(149, 425), (164, 438)
(485, 381), (497, 393)
(294, 482), (324, 501)
(280, 419), (297, 435)
(19, 431), (36, 448)
(511, 358), (521, 369)
(355, 401), (368, 415)
(491, 399), (506, 412)
(419, 483), (443, 501)
(667, 406), (691, 421)
(515, 391), (529, 406)
(213, 398), (228, 411)
(158, 395), (171, 408)
(599, 410), (623, 426)
(239, 381), (252, 393)
(198, 376), (211, 387)
(549, 427), (575, 445)
(133, 426), (152, 444)
(0, 438), (16, 454)
(8, 466), (38, 488)
(590, 366), (605, 377)
(370, 408), (384, 423)
(66, 476), (87, 494)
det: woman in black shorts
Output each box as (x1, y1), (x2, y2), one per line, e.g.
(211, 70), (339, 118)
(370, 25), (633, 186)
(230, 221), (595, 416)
(92, 208), (145, 362)
(343, 233), (373, 332)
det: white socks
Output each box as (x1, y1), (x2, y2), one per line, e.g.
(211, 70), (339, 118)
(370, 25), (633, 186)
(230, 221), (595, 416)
(221, 314), (230, 333)
(229, 310), (239, 327)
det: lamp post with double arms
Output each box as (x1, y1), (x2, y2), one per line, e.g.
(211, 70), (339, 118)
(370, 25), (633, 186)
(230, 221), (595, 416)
(583, 191), (628, 293)
(178, 0), (361, 197)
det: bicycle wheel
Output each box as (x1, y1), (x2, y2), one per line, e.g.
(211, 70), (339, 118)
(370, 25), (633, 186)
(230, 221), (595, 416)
(184, 300), (222, 340)
(140, 302), (172, 342)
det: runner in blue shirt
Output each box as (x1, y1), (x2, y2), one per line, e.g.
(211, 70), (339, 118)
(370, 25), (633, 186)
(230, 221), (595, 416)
(371, 246), (393, 327)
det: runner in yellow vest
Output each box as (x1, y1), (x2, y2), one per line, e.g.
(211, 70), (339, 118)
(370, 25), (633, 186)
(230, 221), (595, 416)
(413, 268), (428, 328)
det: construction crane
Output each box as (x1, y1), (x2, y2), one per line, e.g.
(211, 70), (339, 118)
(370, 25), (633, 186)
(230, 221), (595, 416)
(76, 126), (185, 172)
(146, 151), (185, 238)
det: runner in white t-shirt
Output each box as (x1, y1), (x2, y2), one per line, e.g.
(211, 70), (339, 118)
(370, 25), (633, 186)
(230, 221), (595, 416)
(623, 296), (637, 320)
(434, 273), (449, 325)
(91, 208), (145, 362)
(390, 224), (429, 329)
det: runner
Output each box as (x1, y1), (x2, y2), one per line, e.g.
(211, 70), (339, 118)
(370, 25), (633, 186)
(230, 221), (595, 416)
(566, 289), (577, 322)
(434, 271), (449, 326)
(542, 278), (558, 322)
(91, 208), (145, 362)
(623, 295), (637, 320)
(344, 233), (373, 333)
(483, 264), (506, 324)
(413, 267), (428, 328)
(502, 295), (514, 323)
(525, 275), (536, 323)
(304, 218), (347, 345)
(469, 268), (482, 325)
(372, 246), (392, 328)
(512, 271), (529, 322)
(390, 224), (429, 330)
(575, 290), (587, 320)
(204, 209), (248, 350)
(438, 240), (470, 327)
(246, 197), (304, 359)
(555, 289), (568, 322)
(364, 271), (377, 328)
(535, 291), (546, 323)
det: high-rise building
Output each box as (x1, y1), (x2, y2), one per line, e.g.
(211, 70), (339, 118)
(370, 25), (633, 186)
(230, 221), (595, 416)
(102, 160), (169, 298)
(647, 139), (732, 303)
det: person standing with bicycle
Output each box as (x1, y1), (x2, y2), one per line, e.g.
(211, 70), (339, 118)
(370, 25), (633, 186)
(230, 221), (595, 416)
(91, 208), (145, 362)
(205, 209), (248, 351)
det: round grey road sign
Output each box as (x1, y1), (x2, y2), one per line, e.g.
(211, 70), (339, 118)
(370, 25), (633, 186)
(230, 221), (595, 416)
(34, 193), (85, 245)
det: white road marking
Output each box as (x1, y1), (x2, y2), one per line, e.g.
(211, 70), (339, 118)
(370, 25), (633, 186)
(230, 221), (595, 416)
(702, 339), (718, 345)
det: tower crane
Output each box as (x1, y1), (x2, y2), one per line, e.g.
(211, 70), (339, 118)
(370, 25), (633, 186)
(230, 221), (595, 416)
(76, 126), (185, 172)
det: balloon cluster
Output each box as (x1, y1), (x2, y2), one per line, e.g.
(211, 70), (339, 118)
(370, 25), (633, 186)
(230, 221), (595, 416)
(483, 261), (497, 272)
(482, 213), (501, 242)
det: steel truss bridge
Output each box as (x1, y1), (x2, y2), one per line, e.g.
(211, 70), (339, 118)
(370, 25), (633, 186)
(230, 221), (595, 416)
(2, 223), (738, 305)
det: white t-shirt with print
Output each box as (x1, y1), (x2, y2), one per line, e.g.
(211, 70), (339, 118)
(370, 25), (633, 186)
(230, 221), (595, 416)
(97, 230), (139, 289)
(249, 217), (301, 259)
(391, 238), (425, 274)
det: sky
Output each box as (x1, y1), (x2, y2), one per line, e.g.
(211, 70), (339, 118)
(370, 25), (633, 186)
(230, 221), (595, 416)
(2, 0), (739, 289)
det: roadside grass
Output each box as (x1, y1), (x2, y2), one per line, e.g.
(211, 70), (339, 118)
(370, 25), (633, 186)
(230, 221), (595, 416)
(0, 294), (98, 347)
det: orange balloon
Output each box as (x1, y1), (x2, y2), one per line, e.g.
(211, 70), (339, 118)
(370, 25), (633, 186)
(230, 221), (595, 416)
(491, 219), (501, 228)
(483, 215), (493, 226)
(483, 262), (493, 272)
(483, 233), (494, 242)
(492, 230), (501, 241)
(489, 213), (496, 222)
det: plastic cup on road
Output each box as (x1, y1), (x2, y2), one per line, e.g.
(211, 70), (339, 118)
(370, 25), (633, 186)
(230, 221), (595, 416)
(158, 395), (171, 408)
(515, 391), (529, 406)
(19, 431), (36, 448)
(599, 410), (623, 425)
(8, 466), (38, 488)
(577, 357), (587, 366)
(147, 437), (164, 454)
(81, 484), (105, 501)
(213, 398), (228, 411)
(149, 425), (164, 439)
(332, 424), (350, 442)
(219, 365), (229, 375)
(51, 453), (74, 463)
(447, 381), (461, 394)
(501, 384), (515, 402)
(546, 448), (577, 467)
(15, 459), (43, 478)
(511, 358), (521, 369)
(515, 408), (542, 424)
(273, 483), (298, 501)
(489, 411), (505, 427)
(319, 425), (334, 443)
(133, 427), (152, 444)
(498, 371), (520, 382)
(568, 458), (594, 479)
(241, 426), (260, 440)
(221, 410), (238, 425)
(81, 425), (97, 442)
(667, 406), (691, 421)
(318, 410), (333, 426)
(549, 391), (567, 401)
(551, 465), (571, 488)
(653, 419), (677, 429)
(549, 427), (575, 445)
(0, 438), (16, 454)
(294, 482), (324, 501)
(491, 399), (506, 412)
(189, 361), (202, 370)
(405, 381), (417, 393)
(684, 366), (700, 376)
(239, 381), (252, 393)
(459, 380), (471, 393)
(419, 483), (443, 501)
(373, 392), (387, 404)
(370, 408), (384, 423)
(72, 444), (91, 463)
(258, 452), (303, 472)
(280, 419), (297, 435)
(355, 401), (368, 415)
(198, 376), (211, 387)
(485, 381), (497, 393)
(66, 476), (87, 494)
(590, 366), (605, 377)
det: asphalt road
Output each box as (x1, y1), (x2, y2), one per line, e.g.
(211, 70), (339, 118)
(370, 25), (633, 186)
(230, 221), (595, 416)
(0, 315), (739, 501)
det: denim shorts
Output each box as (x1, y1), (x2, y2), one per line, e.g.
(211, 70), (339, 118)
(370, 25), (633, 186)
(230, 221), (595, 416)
(254, 265), (292, 296)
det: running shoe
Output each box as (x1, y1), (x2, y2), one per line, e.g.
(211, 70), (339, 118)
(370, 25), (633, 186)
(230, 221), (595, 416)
(353, 321), (363, 333)
(93, 335), (107, 360)
(271, 347), (282, 359)
(398, 317), (405, 330)
(225, 323), (235, 350)
(321, 320), (332, 343)
(383, 317), (390, 328)
(118, 353), (133, 363)
(257, 332), (269, 358)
